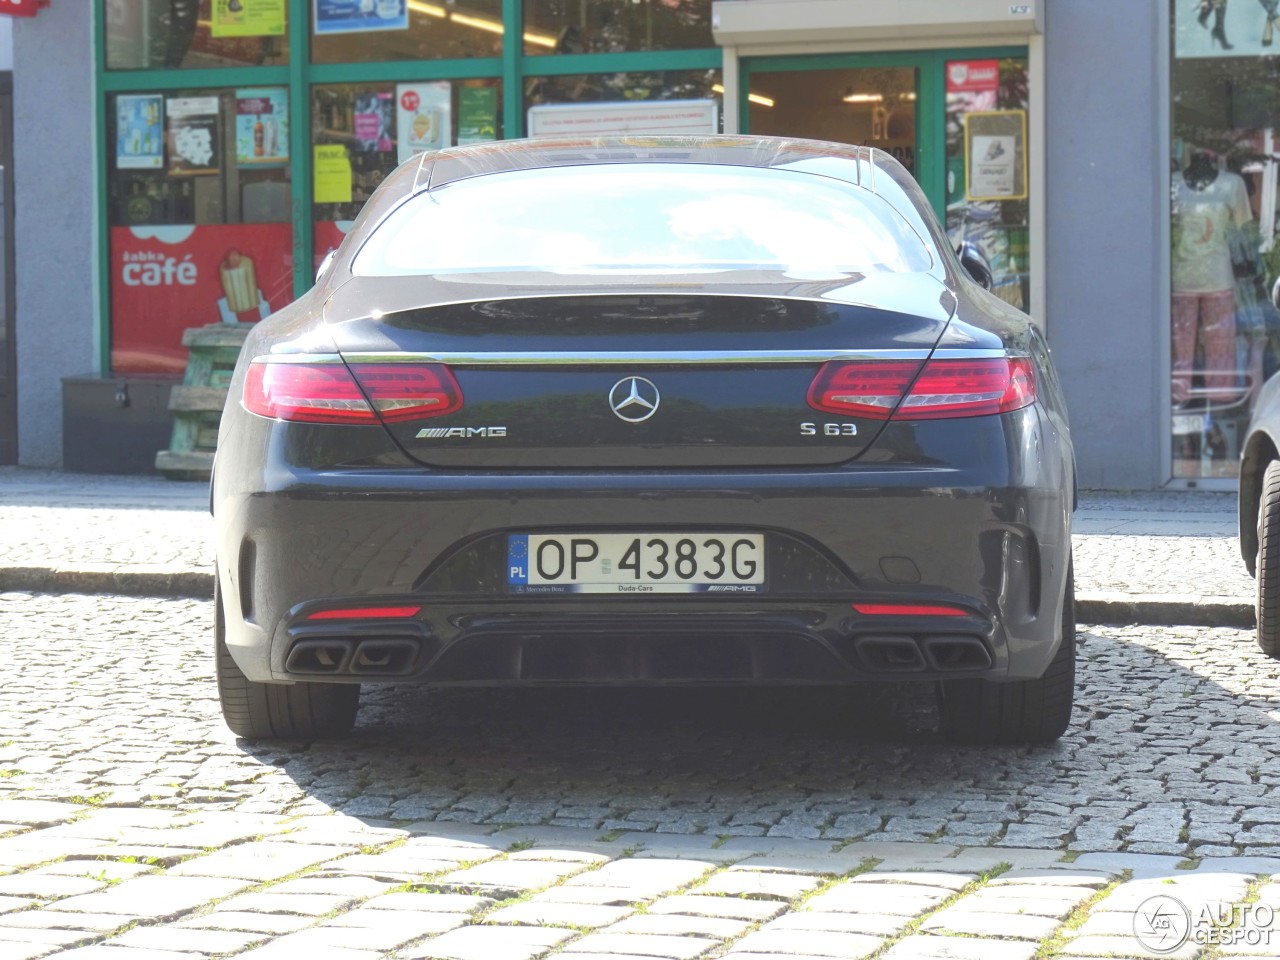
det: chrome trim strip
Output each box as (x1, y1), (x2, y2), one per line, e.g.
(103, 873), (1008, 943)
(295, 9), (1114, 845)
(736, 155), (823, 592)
(251, 354), (345, 364)
(340, 350), (932, 365)
(931, 348), (1018, 358)
(252, 348), (1017, 366)
(333, 348), (1011, 366)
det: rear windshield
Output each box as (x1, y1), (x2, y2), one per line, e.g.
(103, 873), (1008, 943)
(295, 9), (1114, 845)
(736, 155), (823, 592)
(353, 163), (936, 279)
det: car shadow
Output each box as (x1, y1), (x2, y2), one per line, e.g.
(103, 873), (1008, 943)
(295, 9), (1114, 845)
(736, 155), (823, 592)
(240, 624), (1280, 852)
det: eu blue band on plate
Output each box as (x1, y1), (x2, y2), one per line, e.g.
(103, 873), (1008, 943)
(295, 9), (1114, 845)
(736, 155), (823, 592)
(507, 534), (530, 585)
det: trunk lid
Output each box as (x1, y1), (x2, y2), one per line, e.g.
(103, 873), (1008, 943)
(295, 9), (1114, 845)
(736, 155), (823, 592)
(324, 274), (955, 469)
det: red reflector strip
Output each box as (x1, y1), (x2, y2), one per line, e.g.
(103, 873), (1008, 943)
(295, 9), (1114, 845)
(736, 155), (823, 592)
(852, 603), (970, 617)
(307, 605), (423, 621)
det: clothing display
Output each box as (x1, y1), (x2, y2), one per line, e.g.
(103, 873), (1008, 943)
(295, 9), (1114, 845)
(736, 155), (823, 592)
(1172, 168), (1253, 294)
(1172, 160), (1255, 404)
(1172, 290), (1238, 402)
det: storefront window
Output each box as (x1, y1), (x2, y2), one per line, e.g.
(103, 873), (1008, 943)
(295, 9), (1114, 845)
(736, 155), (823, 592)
(746, 67), (919, 175)
(311, 79), (502, 266)
(104, 0), (289, 70)
(523, 0), (713, 55)
(107, 89), (294, 374)
(945, 58), (1030, 312)
(1169, 9), (1280, 480)
(311, 0), (503, 64)
(524, 70), (722, 137)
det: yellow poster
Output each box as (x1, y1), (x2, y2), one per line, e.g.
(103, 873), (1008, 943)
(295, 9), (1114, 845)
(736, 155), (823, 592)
(210, 0), (287, 39)
(314, 146), (353, 204)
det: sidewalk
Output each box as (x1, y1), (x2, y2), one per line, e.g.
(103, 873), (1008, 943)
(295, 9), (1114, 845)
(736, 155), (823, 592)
(0, 466), (1252, 626)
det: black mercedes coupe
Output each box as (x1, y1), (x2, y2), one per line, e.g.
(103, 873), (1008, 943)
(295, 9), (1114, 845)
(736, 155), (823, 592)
(211, 136), (1076, 744)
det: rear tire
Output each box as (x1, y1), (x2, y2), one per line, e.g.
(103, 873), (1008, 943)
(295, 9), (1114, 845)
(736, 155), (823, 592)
(215, 584), (360, 740)
(1256, 460), (1280, 658)
(938, 563), (1075, 745)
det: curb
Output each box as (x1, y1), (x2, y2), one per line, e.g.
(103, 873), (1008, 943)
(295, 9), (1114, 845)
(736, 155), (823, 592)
(0, 566), (214, 600)
(0, 566), (1257, 628)
(1076, 593), (1254, 629)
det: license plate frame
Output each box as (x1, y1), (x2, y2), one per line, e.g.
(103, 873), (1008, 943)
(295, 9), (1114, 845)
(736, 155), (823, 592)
(506, 532), (766, 595)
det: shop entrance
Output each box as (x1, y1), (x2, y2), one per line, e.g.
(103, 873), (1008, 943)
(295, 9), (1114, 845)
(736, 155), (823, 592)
(741, 50), (1033, 313)
(0, 80), (13, 465)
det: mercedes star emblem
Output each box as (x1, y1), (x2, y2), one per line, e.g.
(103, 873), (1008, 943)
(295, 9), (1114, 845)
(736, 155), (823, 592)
(609, 376), (661, 423)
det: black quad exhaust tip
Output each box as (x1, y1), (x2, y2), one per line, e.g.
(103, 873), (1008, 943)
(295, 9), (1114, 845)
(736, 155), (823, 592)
(854, 636), (927, 672)
(285, 639), (354, 675)
(922, 636), (993, 671)
(350, 639), (421, 676)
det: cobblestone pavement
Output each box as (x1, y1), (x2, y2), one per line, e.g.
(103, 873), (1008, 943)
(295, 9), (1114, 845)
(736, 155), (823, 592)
(2, 592), (1280, 957)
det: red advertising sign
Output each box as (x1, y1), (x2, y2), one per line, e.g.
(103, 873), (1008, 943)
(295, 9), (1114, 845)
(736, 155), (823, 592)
(0, 0), (47, 17)
(110, 224), (293, 374)
(946, 60), (1000, 94)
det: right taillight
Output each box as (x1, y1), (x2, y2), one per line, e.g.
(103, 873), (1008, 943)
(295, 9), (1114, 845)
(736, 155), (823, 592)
(807, 357), (1036, 421)
(243, 360), (463, 424)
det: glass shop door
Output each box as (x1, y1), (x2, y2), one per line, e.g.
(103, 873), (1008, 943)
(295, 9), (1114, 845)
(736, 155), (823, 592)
(741, 50), (1034, 313)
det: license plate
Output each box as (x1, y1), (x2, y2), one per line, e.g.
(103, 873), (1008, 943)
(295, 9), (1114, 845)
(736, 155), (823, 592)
(507, 533), (765, 595)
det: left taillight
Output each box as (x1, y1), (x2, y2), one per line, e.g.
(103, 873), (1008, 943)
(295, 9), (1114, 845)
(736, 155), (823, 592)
(243, 361), (463, 424)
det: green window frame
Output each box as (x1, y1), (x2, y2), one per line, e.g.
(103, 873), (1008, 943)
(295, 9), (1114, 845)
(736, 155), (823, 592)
(91, 0), (722, 375)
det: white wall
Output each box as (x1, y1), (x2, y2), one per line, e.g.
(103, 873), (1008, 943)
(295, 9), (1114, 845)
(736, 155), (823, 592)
(13, 7), (94, 466)
(0, 19), (12, 71)
(1045, 0), (1165, 488)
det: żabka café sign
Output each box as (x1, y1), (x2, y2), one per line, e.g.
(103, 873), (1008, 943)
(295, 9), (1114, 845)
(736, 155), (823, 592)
(0, 0), (49, 17)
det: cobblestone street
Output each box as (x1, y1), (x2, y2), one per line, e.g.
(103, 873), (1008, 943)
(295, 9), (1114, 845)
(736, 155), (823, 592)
(1, 592), (1279, 958)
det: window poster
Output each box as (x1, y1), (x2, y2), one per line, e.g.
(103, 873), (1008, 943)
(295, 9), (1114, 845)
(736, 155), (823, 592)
(167, 97), (221, 176)
(117, 95), (164, 170)
(457, 87), (498, 145)
(210, 0), (287, 38)
(236, 88), (289, 166)
(314, 0), (407, 35)
(353, 91), (394, 153)
(314, 145), (354, 203)
(110, 224), (294, 374)
(965, 110), (1027, 202)
(396, 82), (451, 162)
(1176, 0), (1280, 58)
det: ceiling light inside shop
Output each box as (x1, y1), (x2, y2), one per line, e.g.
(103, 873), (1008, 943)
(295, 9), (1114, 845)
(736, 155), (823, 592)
(710, 84), (774, 108)
(842, 92), (918, 104)
(405, 1), (558, 47)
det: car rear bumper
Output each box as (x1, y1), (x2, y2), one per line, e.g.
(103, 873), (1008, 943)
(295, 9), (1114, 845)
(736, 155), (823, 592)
(214, 455), (1072, 688)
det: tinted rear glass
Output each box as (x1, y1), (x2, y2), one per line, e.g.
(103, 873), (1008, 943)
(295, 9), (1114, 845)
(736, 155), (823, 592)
(353, 163), (936, 278)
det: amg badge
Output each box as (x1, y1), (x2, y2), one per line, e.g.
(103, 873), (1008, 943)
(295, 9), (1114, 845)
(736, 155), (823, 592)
(415, 426), (508, 439)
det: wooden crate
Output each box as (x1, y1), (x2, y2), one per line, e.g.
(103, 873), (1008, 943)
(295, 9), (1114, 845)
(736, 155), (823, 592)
(155, 323), (254, 479)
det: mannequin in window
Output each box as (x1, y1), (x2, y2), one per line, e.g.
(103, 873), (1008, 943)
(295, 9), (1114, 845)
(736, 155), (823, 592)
(1172, 149), (1253, 405)
(1196, 0), (1234, 49)
(1261, 0), (1280, 46)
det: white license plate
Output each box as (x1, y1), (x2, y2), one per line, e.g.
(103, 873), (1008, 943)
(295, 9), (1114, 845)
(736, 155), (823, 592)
(507, 533), (765, 594)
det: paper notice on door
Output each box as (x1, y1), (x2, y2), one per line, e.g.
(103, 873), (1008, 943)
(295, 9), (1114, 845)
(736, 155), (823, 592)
(969, 136), (1016, 197)
(964, 110), (1028, 201)
(313, 145), (353, 204)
